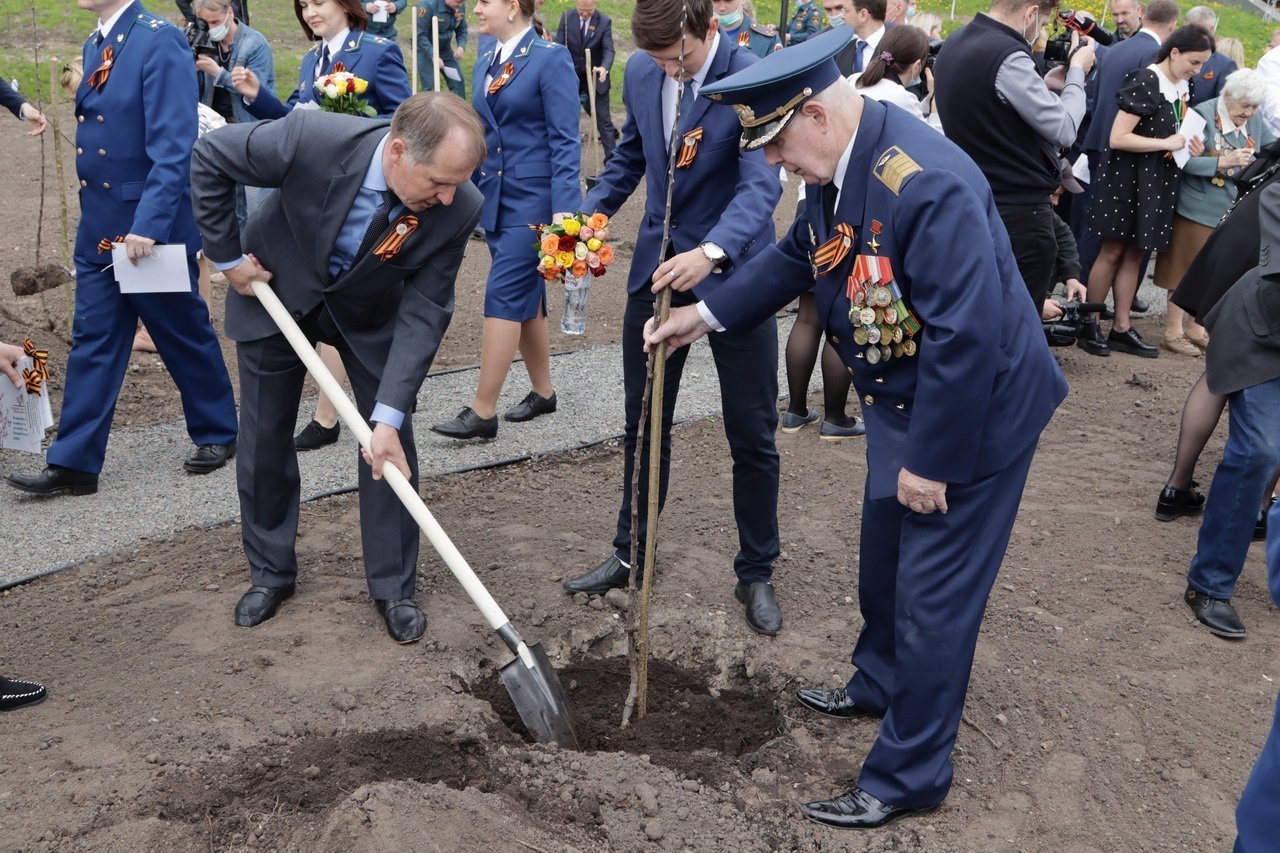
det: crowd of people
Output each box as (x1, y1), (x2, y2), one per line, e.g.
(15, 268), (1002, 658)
(1, 0), (1279, 842)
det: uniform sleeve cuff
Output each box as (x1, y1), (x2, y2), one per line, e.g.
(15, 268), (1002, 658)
(211, 254), (247, 271)
(371, 402), (405, 430)
(696, 300), (725, 332)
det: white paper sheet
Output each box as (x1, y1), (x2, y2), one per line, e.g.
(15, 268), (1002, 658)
(441, 64), (462, 82)
(110, 244), (191, 294)
(0, 357), (54, 454)
(1071, 152), (1090, 184)
(372, 1), (389, 22)
(1174, 108), (1208, 168)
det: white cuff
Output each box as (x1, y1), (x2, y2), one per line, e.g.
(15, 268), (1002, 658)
(696, 300), (725, 332)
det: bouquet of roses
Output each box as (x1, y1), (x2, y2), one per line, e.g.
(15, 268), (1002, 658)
(535, 212), (615, 282)
(314, 71), (376, 117)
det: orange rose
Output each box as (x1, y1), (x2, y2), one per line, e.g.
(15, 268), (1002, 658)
(597, 244), (615, 265)
(540, 234), (560, 256)
(588, 213), (608, 231)
(571, 260), (589, 278)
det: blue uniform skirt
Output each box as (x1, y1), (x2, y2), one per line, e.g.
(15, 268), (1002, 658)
(484, 226), (548, 322)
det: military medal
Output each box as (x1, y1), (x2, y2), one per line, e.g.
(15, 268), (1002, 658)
(858, 307), (876, 326)
(865, 345), (881, 364)
(902, 338), (917, 357)
(891, 342), (904, 358)
(676, 127), (703, 169)
(880, 344), (892, 362)
(867, 219), (883, 253)
(867, 324), (881, 345)
(883, 306), (897, 325)
(853, 326), (869, 345)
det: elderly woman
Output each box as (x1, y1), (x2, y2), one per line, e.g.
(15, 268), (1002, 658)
(1155, 68), (1274, 355)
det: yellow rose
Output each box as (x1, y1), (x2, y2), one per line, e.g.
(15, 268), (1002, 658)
(586, 238), (602, 252)
(353, 77), (369, 94)
(555, 250), (575, 268)
(562, 218), (581, 236)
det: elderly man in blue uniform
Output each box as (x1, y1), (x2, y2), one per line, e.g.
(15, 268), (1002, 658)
(418, 0), (468, 99)
(561, 0), (786, 636)
(6, 0), (238, 498)
(647, 28), (1067, 827)
(713, 0), (782, 58)
(787, 0), (824, 45)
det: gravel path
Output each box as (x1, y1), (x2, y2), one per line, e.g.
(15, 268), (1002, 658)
(0, 319), (806, 587)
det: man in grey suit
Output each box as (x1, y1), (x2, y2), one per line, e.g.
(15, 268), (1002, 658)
(1183, 182), (1280, 641)
(190, 93), (486, 643)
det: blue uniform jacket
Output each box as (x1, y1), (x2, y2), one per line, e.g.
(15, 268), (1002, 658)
(583, 36), (780, 298)
(246, 30), (410, 120)
(0, 77), (26, 118)
(722, 18), (782, 58)
(1190, 51), (1237, 107)
(787, 1), (824, 45)
(471, 30), (582, 232)
(417, 0), (467, 57)
(73, 1), (201, 258)
(706, 98), (1066, 498)
(366, 0), (407, 40)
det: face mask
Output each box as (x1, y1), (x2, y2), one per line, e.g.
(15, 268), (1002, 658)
(906, 4), (917, 17)
(715, 8), (744, 28)
(209, 15), (231, 40)
(1023, 9), (1040, 45)
(828, 12), (845, 26)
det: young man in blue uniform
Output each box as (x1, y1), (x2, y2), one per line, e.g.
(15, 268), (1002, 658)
(713, 0), (782, 57)
(648, 27), (1067, 827)
(787, 0), (824, 44)
(561, 0), (786, 636)
(418, 0), (468, 98)
(6, 0), (238, 497)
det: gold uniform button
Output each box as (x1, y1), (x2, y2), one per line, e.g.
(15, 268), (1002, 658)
(98, 149), (106, 156)
(874, 377), (885, 384)
(497, 170), (503, 176)
(863, 394), (875, 406)
(79, 179), (87, 188)
(830, 335), (840, 344)
(496, 146), (502, 153)
(96, 115), (104, 122)
(102, 182), (110, 189)
(895, 402), (906, 410)
(77, 115), (85, 123)
(76, 147), (83, 155)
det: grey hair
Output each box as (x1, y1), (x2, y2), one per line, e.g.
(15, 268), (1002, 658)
(1222, 68), (1268, 107)
(1185, 5), (1218, 29)
(191, 0), (233, 13)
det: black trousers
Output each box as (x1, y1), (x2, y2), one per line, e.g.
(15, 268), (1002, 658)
(997, 202), (1058, 308)
(578, 75), (617, 163)
(611, 290), (781, 583)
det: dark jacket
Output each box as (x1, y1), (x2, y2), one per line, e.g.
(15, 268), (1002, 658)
(554, 8), (614, 89)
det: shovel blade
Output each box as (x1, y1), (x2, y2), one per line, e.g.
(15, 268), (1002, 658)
(500, 641), (580, 750)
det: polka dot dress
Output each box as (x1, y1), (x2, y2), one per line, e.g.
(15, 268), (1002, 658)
(1090, 68), (1184, 251)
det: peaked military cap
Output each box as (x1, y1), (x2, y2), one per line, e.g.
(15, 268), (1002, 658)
(700, 26), (852, 150)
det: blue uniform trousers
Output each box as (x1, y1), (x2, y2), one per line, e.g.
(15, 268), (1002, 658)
(235, 329), (419, 600)
(46, 255), (237, 474)
(1236, 689), (1280, 852)
(1186, 376), (1280, 600)
(847, 441), (1038, 807)
(612, 291), (780, 583)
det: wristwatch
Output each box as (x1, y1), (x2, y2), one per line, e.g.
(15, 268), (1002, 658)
(700, 241), (727, 272)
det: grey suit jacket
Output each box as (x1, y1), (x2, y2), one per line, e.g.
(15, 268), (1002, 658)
(191, 111), (483, 414)
(1203, 183), (1280, 396)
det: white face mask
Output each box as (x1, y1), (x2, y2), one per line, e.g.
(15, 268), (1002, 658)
(828, 11), (845, 26)
(1023, 8), (1041, 44)
(208, 14), (231, 41)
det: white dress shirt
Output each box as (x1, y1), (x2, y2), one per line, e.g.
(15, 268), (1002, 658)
(662, 31), (721, 134)
(486, 25), (534, 87)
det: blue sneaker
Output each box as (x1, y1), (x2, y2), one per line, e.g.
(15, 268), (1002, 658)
(820, 418), (865, 441)
(780, 409), (820, 433)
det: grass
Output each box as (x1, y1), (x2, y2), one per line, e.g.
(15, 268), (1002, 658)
(0, 0), (1272, 108)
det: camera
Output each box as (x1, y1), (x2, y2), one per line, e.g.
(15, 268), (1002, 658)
(1044, 300), (1108, 346)
(925, 38), (943, 69)
(185, 18), (219, 59)
(1058, 9), (1114, 45)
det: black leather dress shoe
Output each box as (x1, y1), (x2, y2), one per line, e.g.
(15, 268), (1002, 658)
(1076, 317), (1110, 356)
(734, 581), (782, 635)
(504, 391), (557, 422)
(295, 419), (340, 451)
(0, 676), (48, 712)
(802, 786), (940, 829)
(1185, 588), (1246, 639)
(1107, 327), (1158, 358)
(234, 584), (295, 627)
(431, 407), (498, 440)
(184, 441), (236, 474)
(562, 555), (634, 595)
(376, 598), (426, 643)
(795, 686), (877, 719)
(1155, 481), (1205, 521)
(5, 465), (98, 497)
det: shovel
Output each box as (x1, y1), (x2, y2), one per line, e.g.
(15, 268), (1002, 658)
(251, 280), (579, 749)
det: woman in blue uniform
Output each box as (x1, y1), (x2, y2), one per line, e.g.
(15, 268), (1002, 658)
(432, 0), (581, 440)
(231, 0), (410, 118)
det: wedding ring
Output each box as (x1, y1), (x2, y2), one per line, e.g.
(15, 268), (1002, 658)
(669, 270), (676, 277)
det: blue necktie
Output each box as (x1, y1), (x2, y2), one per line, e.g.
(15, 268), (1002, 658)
(675, 80), (697, 133)
(854, 39), (867, 73)
(317, 44), (331, 79)
(486, 51), (505, 80)
(356, 191), (397, 260)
